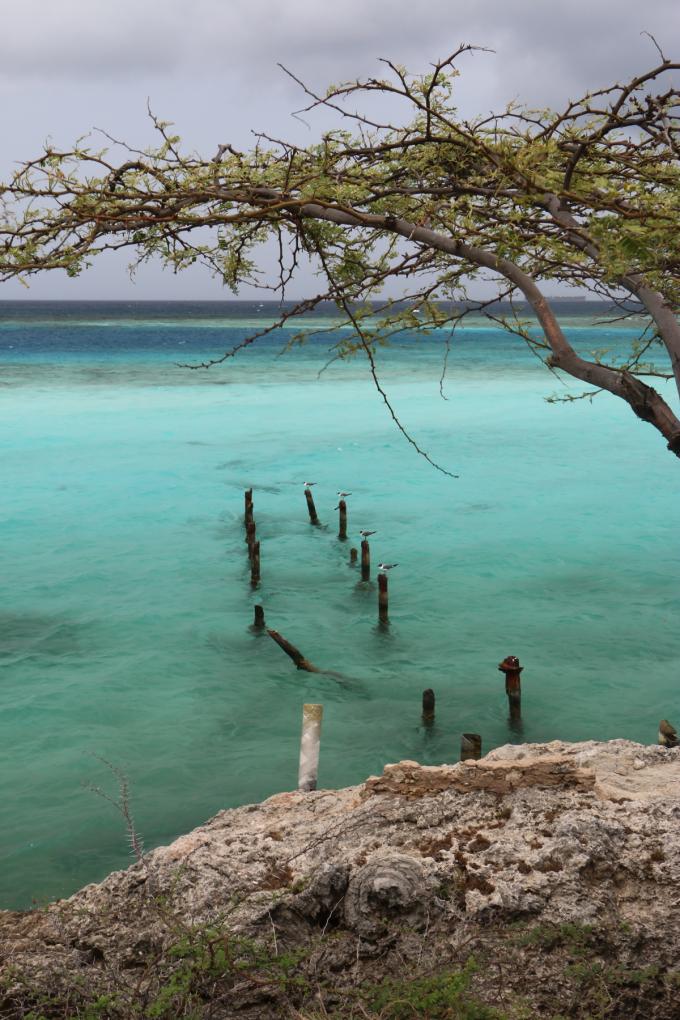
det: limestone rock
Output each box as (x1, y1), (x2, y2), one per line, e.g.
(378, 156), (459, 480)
(3, 738), (680, 1015)
(343, 852), (433, 935)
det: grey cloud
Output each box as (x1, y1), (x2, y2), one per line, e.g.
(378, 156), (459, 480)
(0, 0), (184, 78)
(1, 0), (677, 298)
(3, 0), (677, 101)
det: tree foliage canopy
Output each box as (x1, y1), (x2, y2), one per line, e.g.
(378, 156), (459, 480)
(2, 44), (679, 462)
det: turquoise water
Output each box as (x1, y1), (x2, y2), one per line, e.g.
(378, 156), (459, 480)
(2, 301), (679, 910)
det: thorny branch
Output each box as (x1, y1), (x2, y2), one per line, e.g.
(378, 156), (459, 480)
(306, 228), (459, 477)
(85, 755), (146, 866)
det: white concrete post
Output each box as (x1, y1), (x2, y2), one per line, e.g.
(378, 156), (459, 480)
(298, 703), (323, 792)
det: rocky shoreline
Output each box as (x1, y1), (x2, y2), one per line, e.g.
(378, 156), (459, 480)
(3, 739), (680, 1018)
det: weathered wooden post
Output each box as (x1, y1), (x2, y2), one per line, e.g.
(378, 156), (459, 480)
(337, 500), (347, 540)
(304, 486), (320, 525)
(350, 547), (358, 565)
(267, 629), (320, 673)
(422, 688), (435, 726)
(250, 540), (260, 586)
(378, 572), (389, 623)
(245, 519), (256, 553)
(420, 689), (436, 730)
(498, 655), (523, 723)
(460, 733), (482, 761)
(361, 540), (370, 581)
(253, 604), (265, 629)
(244, 488), (253, 525)
(298, 703), (323, 792)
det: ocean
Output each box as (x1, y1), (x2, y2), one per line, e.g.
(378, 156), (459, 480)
(2, 300), (679, 910)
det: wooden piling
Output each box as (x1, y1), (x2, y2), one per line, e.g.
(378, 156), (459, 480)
(461, 733), (482, 761)
(298, 703), (323, 792)
(378, 571), (389, 622)
(253, 604), (265, 629)
(498, 655), (523, 722)
(267, 629), (320, 673)
(422, 688), (435, 725)
(350, 547), (358, 565)
(244, 488), (253, 525)
(245, 519), (256, 551)
(304, 487), (320, 525)
(250, 540), (260, 586)
(361, 540), (370, 581)
(508, 698), (521, 725)
(338, 500), (347, 541)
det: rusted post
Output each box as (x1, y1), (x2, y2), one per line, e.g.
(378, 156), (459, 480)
(461, 733), (482, 761)
(422, 688), (435, 726)
(361, 540), (370, 581)
(498, 655), (523, 722)
(304, 486), (320, 525)
(244, 488), (253, 525)
(253, 604), (265, 629)
(298, 703), (323, 792)
(378, 572), (389, 623)
(267, 629), (320, 673)
(250, 540), (260, 586)
(337, 500), (347, 540)
(350, 547), (358, 565)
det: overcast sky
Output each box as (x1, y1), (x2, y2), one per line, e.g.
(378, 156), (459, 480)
(1, 0), (677, 300)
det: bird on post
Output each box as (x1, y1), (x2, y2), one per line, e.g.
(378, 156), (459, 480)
(359, 530), (376, 538)
(378, 563), (399, 572)
(658, 719), (679, 748)
(337, 491), (352, 498)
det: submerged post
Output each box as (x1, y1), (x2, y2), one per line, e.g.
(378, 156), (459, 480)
(267, 629), (320, 673)
(244, 489), (253, 525)
(361, 540), (370, 581)
(337, 499), (347, 540)
(304, 487), (320, 525)
(498, 655), (523, 723)
(350, 547), (358, 565)
(461, 733), (482, 761)
(253, 604), (265, 629)
(298, 703), (323, 792)
(422, 688), (435, 726)
(250, 540), (260, 586)
(378, 571), (389, 623)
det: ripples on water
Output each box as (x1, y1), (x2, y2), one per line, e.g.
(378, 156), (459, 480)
(1, 301), (679, 908)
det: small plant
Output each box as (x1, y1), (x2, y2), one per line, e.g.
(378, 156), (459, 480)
(142, 924), (310, 1018)
(362, 960), (502, 1019)
(516, 922), (595, 955)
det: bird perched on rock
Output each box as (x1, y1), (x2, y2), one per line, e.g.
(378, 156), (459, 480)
(658, 719), (678, 747)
